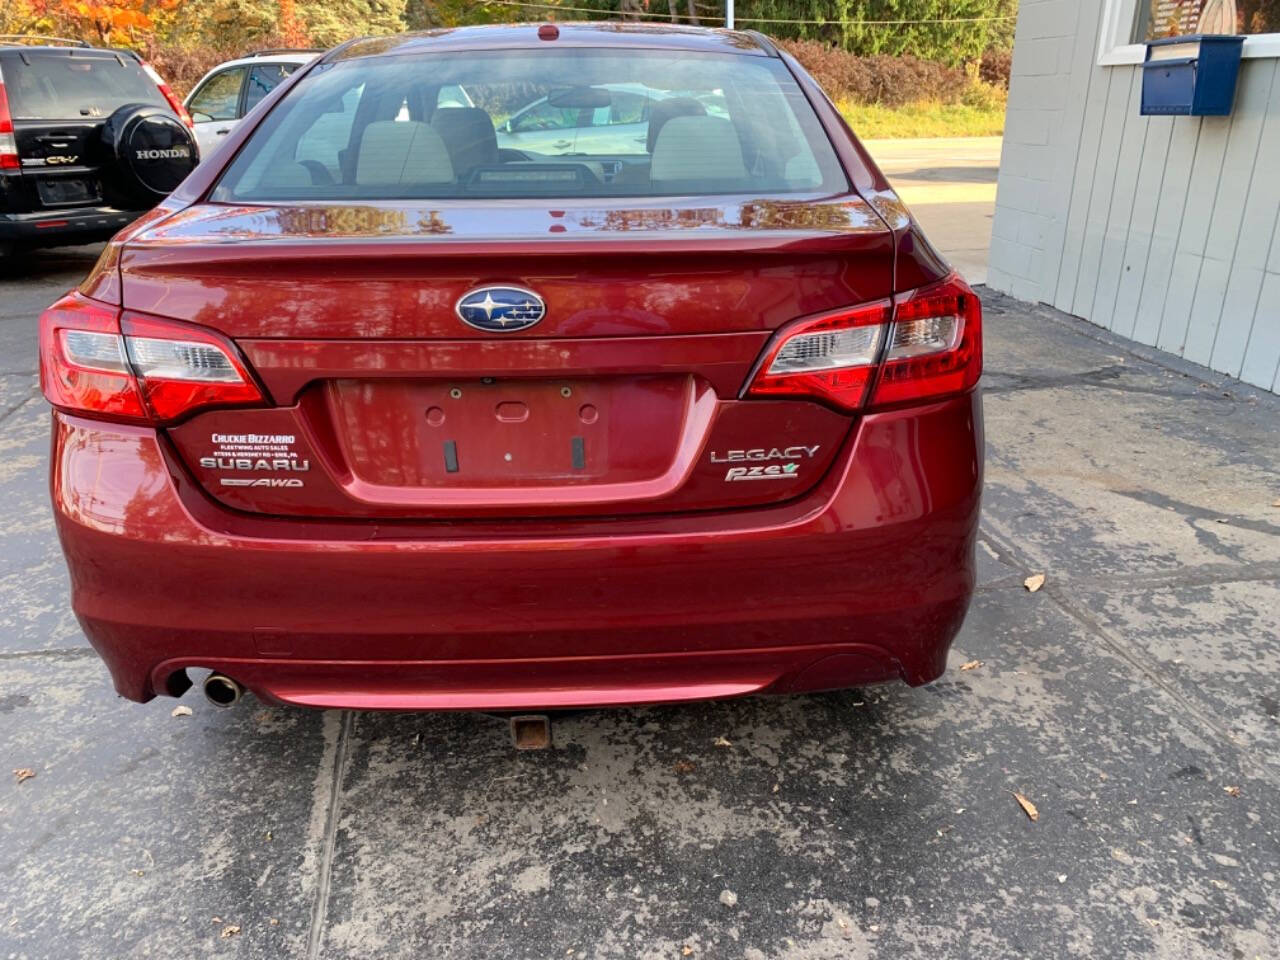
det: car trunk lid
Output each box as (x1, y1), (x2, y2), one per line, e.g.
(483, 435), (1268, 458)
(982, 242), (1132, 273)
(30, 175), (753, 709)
(125, 195), (895, 518)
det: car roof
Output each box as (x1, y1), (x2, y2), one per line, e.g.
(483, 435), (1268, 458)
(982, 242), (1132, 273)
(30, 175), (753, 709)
(329, 22), (777, 62)
(0, 44), (140, 61)
(202, 51), (320, 71)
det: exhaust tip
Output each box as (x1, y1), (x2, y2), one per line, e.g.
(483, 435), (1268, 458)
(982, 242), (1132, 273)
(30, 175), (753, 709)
(203, 672), (243, 708)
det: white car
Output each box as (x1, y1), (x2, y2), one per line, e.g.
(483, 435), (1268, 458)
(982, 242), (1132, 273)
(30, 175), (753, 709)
(496, 82), (729, 156)
(184, 50), (320, 159)
(185, 49), (475, 160)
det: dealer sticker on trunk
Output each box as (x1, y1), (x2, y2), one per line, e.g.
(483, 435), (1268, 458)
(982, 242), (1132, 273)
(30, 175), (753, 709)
(200, 433), (310, 488)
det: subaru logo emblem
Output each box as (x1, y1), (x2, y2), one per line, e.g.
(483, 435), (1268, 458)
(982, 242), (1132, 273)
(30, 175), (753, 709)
(455, 286), (546, 333)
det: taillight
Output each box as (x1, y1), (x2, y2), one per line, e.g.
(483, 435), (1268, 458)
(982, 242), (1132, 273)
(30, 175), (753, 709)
(871, 276), (982, 407)
(0, 64), (18, 170)
(121, 313), (263, 421)
(40, 296), (147, 422)
(40, 293), (264, 424)
(744, 274), (982, 412)
(141, 62), (194, 129)
(746, 300), (891, 410)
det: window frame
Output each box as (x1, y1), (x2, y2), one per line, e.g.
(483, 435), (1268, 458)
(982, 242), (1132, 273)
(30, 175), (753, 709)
(1099, 0), (1280, 65)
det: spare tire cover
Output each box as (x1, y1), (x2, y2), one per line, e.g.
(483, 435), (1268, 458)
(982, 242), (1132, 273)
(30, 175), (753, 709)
(99, 104), (198, 206)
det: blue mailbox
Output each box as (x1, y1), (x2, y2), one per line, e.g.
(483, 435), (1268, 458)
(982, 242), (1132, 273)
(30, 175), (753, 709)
(1141, 34), (1245, 116)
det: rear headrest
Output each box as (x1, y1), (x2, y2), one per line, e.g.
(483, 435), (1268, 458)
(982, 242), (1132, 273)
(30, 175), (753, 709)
(650, 116), (747, 183)
(430, 107), (499, 179)
(355, 120), (454, 186)
(645, 97), (706, 154)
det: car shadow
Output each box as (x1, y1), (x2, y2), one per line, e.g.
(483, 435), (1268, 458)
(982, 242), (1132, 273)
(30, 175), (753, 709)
(892, 164), (999, 183)
(1, 243), (105, 283)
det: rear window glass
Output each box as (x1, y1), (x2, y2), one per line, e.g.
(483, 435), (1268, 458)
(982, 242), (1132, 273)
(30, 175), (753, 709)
(212, 49), (847, 201)
(4, 54), (165, 120)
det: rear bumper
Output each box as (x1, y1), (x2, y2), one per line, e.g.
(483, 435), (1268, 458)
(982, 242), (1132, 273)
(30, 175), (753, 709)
(0, 206), (142, 247)
(51, 392), (983, 710)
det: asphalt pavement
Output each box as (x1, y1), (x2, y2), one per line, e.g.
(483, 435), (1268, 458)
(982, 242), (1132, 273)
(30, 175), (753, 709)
(1, 239), (1278, 959)
(865, 136), (1000, 286)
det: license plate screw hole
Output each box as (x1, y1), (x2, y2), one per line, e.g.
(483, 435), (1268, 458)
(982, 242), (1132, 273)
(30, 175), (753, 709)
(560, 386), (572, 398)
(449, 388), (463, 399)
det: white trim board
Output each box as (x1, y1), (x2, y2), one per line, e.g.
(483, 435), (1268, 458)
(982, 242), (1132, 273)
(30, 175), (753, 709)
(1097, 0), (1280, 65)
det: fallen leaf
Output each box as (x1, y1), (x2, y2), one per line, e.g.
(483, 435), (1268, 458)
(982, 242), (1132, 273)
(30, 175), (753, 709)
(1215, 518), (1229, 524)
(269, 918), (279, 926)
(12, 768), (34, 784)
(1224, 785), (1241, 797)
(673, 760), (696, 774)
(1272, 498), (1280, 508)
(959, 659), (983, 671)
(713, 736), (731, 748)
(772, 783), (780, 793)
(211, 917), (222, 924)
(682, 947), (693, 957)
(1024, 573), (1045, 593)
(220, 924), (241, 938)
(171, 705), (193, 718)
(1013, 792), (1039, 822)
(1057, 874), (1067, 884)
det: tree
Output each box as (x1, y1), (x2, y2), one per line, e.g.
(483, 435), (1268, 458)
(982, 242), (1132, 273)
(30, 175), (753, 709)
(502, 0), (1017, 64)
(52, 0), (178, 45)
(297, 0), (407, 44)
(404, 0), (506, 29)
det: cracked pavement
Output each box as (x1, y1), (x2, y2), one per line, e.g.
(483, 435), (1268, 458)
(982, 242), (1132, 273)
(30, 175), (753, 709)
(1, 247), (1278, 959)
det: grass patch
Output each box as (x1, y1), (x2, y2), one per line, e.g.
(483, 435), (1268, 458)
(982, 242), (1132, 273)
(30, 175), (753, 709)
(838, 100), (1006, 139)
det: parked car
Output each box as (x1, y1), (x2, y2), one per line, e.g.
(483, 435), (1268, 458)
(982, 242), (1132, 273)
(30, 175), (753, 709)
(496, 81), (728, 156)
(0, 35), (197, 258)
(39, 24), (983, 714)
(184, 49), (318, 158)
(185, 48), (473, 160)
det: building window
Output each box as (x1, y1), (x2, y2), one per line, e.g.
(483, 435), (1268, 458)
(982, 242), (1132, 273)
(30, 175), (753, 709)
(1135, 1), (1280, 41)
(1099, 0), (1280, 64)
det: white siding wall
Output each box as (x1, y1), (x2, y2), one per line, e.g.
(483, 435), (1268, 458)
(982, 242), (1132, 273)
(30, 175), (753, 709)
(990, 0), (1280, 392)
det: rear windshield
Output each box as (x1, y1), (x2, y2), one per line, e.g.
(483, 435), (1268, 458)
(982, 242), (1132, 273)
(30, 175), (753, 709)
(212, 49), (848, 201)
(4, 53), (165, 120)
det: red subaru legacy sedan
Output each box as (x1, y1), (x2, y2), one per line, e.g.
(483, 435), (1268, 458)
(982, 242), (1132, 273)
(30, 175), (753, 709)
(40, 24), (982, 712)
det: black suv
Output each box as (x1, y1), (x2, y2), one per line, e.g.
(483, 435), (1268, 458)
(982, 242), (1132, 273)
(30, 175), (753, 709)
(0, 36), (199, 258)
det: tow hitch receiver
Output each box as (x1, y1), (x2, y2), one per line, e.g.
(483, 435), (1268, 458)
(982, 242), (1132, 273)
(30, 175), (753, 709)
(510, 715), (552, 750)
